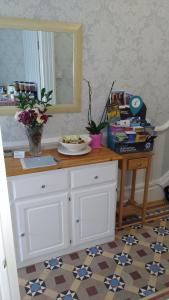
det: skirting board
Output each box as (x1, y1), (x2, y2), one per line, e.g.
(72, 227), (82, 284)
(3, 136), (57, 150)
(123, 170), (169, 204)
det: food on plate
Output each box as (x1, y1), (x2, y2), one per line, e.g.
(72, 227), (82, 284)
(61, 135), (85, 144)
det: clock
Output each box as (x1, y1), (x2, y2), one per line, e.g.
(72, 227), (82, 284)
(129, 96), (143, 116)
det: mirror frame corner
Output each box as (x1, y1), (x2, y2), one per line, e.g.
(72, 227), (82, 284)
(0, 17), (82, 115)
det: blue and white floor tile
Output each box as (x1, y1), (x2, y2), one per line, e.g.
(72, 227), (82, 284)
(18, 219), (169, 300)
(44, 257), (63, 270)
(25, 278), (46, 297)
(86, 245), (103, 257)
(73, 265), (92, 281)
(104, 274), (125, 292)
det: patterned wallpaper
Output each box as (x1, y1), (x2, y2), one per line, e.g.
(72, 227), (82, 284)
(0, 0), (169, 144)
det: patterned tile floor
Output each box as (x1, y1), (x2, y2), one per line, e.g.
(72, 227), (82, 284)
(18, 218), (169, 300)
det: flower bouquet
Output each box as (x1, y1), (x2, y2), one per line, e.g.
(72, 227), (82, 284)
(15, 88), (53, 156)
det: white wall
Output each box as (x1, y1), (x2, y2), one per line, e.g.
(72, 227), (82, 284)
(0, 0), (169, 200)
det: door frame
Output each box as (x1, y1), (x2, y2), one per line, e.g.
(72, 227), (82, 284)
(0, 128), (20, 300)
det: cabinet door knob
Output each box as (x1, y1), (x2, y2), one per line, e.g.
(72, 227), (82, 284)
(76, 219), (80, 223)
(41, 184), (46, 189)
(94, 175), (98, 179)
(20, 233), (25, 237)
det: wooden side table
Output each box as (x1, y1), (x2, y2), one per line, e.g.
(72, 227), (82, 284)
(117, 152), (153, 229)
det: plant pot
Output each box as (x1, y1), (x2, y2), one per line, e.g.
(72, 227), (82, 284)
(25, 126), (43, 156)
(90, 133), (102, 149)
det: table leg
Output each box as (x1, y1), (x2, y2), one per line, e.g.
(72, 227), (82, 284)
(142, 157), (152, 223)
(130, 170), (137, 205)
(118, 159), (127, 228)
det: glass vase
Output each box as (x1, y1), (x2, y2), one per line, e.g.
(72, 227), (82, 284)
(25, 126), (43, 156)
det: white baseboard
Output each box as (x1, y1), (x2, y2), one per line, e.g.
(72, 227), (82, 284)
(124, 170), (169, 204)
(3, 137), (57, 150)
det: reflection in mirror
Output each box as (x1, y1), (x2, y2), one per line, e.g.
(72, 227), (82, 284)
(0, 29), (73, 106)
(53, 32), (73, 104)
(0, 17), (82, 114)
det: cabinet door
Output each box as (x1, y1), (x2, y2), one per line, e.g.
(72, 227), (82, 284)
(15, 193), (69, 262)
(71, 184), (116, 246)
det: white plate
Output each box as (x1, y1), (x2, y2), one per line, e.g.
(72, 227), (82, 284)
(58, 145), (91, 156)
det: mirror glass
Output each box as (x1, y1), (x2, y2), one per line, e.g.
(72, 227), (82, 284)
(0, 18), (82, 114)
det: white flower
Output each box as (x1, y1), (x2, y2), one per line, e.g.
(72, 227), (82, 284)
(25, 107), (32, 111)
(33, 104), (45, 112)
(36, 114), (44, 124)
(14, 111), (21, 121)
(42, 96), (47, 103)
(32, 107), (39, 114)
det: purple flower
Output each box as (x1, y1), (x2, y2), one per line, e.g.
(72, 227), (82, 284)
(16, 107), (50, 127)
(18, 110), (38, 125)
(18, 111), (31, 125)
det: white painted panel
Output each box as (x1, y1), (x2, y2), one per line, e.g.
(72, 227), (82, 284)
(15, 193), (69, 261)
(10, 169), (68, 200)
(0, 128), (20, 300)
(0, 218), (10, 300)
(71, 161), (117, 188)
(28, 203), (62, 251)
(80, 192), (109, 237)
(72, 184), (116, 245)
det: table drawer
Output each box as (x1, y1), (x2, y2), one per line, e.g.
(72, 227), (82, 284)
(70, 162), (117, 189)
(9, 170), (68, 200)
(127, 158), (148, 170)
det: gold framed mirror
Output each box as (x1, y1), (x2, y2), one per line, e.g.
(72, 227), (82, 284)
(0, 17), (82, 114)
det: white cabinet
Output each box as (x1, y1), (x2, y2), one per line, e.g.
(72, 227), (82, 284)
(8, 161), (118, 267)
(15, 193), (69, 262)
(71, 184), (116, 246)
(9, 169), (68, 200)
(70, 162), (117, 188)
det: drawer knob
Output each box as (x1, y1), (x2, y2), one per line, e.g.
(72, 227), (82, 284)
(41, 184), (46, 189)
(20, 233), (25, 237)
(76, 219), (80, 223)
(94, 175), (98, 179)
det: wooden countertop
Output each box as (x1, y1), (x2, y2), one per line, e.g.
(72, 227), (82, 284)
(5, 147), (123, 177)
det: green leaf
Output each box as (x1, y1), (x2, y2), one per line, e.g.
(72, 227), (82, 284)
(90, 120), (97, 128)
(86, 126), (92, 133)
(41, 88), (46, 99)
(86, 120), (107, 134)
(97, 121), (108, 132)
(47, 90), (53, 98)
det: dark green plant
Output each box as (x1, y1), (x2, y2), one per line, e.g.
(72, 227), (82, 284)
(86, 119), (107, 134)
(84, 79), (107, 134)
(16, 88), (53, 112)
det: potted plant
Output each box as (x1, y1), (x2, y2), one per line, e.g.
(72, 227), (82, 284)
(84, 79), (107, 148)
